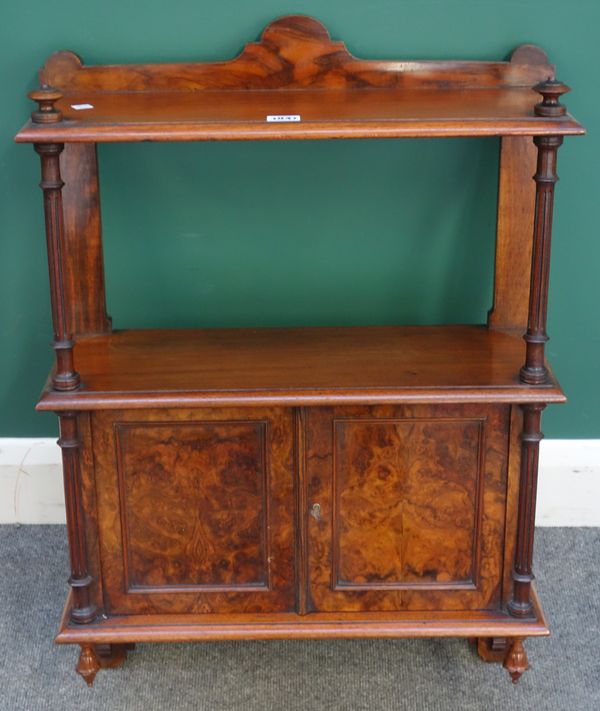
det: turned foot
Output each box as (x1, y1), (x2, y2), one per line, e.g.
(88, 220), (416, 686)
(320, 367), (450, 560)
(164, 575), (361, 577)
(75, 643), (134, 686)
(76, 645), (100, 687)
(475, 637), (508, 663)
(503, 637), (529, 684)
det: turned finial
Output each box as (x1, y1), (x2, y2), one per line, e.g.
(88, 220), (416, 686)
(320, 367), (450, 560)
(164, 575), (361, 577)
(28, 85), (63, 123)
(534, 78), (570, 117)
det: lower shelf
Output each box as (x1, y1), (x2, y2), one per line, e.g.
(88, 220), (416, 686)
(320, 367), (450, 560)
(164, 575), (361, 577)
(37, 325), (566, 410)
(55, 588), (549, 644)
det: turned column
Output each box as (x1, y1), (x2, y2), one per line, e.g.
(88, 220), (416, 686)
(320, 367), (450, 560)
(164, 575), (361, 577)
(520, 79), (569, 384)
(30, 87), (80, 390)
(59, 412), (97, 624)
(508, 403), (545, 617)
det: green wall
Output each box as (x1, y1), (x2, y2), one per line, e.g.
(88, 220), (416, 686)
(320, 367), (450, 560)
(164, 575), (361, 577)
(1, 1), (597, 438)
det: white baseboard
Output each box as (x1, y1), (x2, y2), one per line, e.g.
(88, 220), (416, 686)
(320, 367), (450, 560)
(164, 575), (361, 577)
(0, 437), (599, 526)
(535, 440), (600, 526)
(0, 438), (65, 524)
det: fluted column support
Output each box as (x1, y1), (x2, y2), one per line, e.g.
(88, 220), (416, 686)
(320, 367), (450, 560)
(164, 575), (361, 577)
(35, 141), (81, 391)
(508, 403), (545, 618)
(58, 412), (97, 624)
(520, 78), (569, 384)
(520, 135), (562, 383)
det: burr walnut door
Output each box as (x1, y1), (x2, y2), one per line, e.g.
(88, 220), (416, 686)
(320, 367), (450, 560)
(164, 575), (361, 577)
(91, 407), (295, 615)
(305, 405), (509, 612)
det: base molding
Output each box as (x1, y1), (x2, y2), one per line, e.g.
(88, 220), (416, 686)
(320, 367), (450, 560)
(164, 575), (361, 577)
(1, 437), (598, 525)
(55, 588), (549, 645)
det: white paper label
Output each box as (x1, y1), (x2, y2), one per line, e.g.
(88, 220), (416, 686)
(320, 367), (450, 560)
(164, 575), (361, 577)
(266, 114), (301, 123)
(71, 103), (94, 110)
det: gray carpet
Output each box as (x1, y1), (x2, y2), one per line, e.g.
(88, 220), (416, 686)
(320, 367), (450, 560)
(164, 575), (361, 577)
(0, 527), (598, 710)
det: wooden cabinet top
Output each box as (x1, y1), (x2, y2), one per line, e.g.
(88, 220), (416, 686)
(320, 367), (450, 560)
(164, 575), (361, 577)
(16, 15), (584, 143)
(36, 325), (566, 411)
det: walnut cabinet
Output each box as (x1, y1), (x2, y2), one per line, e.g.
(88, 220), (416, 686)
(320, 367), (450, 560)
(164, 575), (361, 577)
(15, 15), (584, 685)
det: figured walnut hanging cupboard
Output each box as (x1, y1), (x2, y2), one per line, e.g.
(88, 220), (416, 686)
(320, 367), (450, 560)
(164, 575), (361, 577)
(15, 15), (585, 686)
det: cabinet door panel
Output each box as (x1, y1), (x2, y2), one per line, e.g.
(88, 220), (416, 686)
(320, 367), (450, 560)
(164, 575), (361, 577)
(306, 405), (509, 612)
(92, 407), (295, 614)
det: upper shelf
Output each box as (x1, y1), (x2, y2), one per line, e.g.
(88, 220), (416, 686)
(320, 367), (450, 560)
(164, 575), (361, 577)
(16, 15), (584, 143)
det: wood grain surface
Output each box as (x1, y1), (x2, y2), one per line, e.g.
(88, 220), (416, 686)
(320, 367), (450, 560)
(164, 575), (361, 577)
(92, 407), (296, 615)
(488, 137), (537, 332)
(305, 404), (509, 612)
(35, 16), (556, 93)
(116, 420), (269, 590)
(59, 144), (111, 336)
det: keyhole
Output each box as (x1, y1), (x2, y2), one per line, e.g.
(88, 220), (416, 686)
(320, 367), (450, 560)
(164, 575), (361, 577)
(310, 503), (321, 521)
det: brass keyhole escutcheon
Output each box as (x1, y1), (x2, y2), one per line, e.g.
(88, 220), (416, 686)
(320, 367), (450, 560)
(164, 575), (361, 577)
(310, 503), (321, 521)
